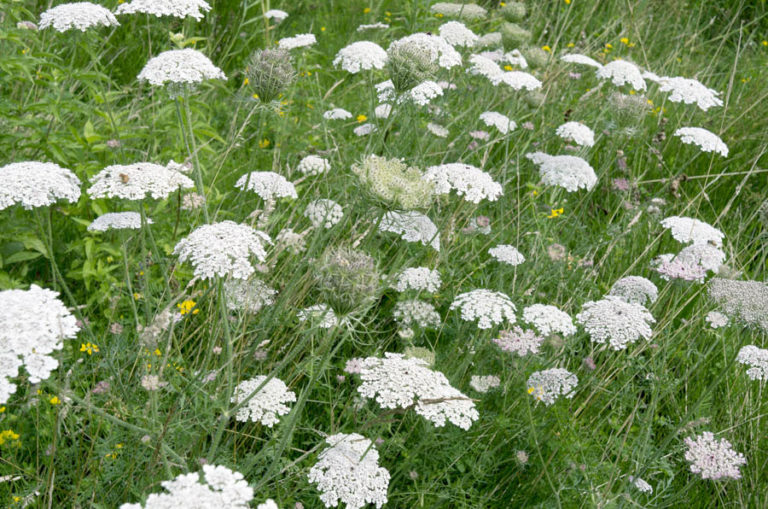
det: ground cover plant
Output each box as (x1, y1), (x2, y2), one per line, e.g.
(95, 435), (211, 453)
(1, 0), (768, 506)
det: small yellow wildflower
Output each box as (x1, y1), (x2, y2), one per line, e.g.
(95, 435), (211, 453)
(154, 348), (162, 356)
(567, 42), (575, 48)
(547, 208), (564, 219)
(356, 114), (367, 123)
(0, 429), (20, 445)
(243, 77), (249, 85)
(541, 45), (551, 52)
(80, 342), (100, 355)
(435, 12), (443, 18)
(605, 43), (613, 49)
(49, 396), (61, 405)
(259, 139), (270, 148)
(363, 7), (371, 13)
(565, 0), (571, 4)
(762, 40), (767, 46)
(527, 387), (535, 394)
(385, 11), (391, 15)
(620, 37), (629, 45)
(252, 93), (259, 100)
(504, 64), (513, 71)
(177, 299), (199, 315)
(321, 26), (325, 32)
(500, 1), (506, 5)
(629, 90), (636, 95)
(133, 292), (141, 300)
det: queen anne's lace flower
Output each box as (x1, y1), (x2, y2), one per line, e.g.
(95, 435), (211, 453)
(501, 71), (542, 90)
(119, 465), (253, 509)
(480, 111), (516, 134)
(354, 123), (378, 136)
(468, 54), (504, 84)
(392, 267), (441, 293)
(403, 81), (444, 106)
(393, 300), (441, 329)
(555, 121), (595, 147)
(424, 163), (502, 203)
(116, 0), (211, 19)
(653, 253), (708, 282)
(231, 376), (296, 426)
(308, 433), (390, 509)
(494, 327), (543, 356)
(576, 296), (655, 350)
(333, 41), (388, 73)
(470, 375), (500, 393)
(224, 278), (277, 313)
(388, 33), (462, 69)
(0, 285), (79, 404)
(522, 304), (576, 337)
(596, 60), (646, 91)
(374, 104), (392, 118)
(684, 432), (746, 481)
(297, 155), (330, 176)
(173, 221), (272, 280)
(526, 368), (578, 406)
(450, 289), (516, 329)
(323, 108), (352, 120)
(39, 2), (119, 32)
(503, 49), (528, 69)
(608, 276), (658, 305)
(736, 345), (768, 381)
(264, 9), (288, 21)
(673, 127), (728, 157)
(488, 244), (525, 266)
(235, 172), (297, 200)
(137, 49), (225, 86)
(298, 304), (340, 328)
(357, 353), (479, 429)
(379, 211), (440, 251)
(431, 2), (488, 20)
(438, 21), (478, 47)
(525, 152), (598, 192)
(706, 311), (728, 329)
(657, 76), (723, 111)
(88, 163), (194, 201)
(0, 161), (81, 210)
(709, 278), (768, 331)
(660, 216), (724, 246)
(630, 476), (653, 494)
(560, 53), (603, 68)
(88, 212), (150, 231)
(427, 122), (449, 137)
(278, 33), (317, 50)
(304, 199), (343, 228)
(357, 22), (390, 32)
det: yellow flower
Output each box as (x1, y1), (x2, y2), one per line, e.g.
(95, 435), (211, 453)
(177, 299), (199, 315)
(541, 45), (551, 52)
(605, 43), (613, 49)
(565, 0), (571, 4)
(504, 64), (513, 71)
(762, 40), (767, 46)
(567, 42), (575, 48)
(363, 7), (371, 13)
(154, 348), (162, 356)
(321, 26), (325, 32)
(547, 208), (564, 219)
(0, 406), (5, 413)
(356, 114), (367, 123)
(49, 396), (61, 405)
(435, 12), (443, 18)
(385, 11), (391, 15)
(259, 139), (270, 148)
(620, 37), (629, 45)
(500, 1), (506, 5)
(0, 429), (20, 445)
(527, 387), (535, 394)
(629, 89), (636, 95)
(80, 342), (100, 355)
(133, 292), (141, 300)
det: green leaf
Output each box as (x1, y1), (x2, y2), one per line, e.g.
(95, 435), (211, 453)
(5, 250), (42, 264)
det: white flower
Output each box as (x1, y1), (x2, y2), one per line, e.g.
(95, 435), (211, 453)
(392, 267), (441, 293)
(137, 49), (225, 86)
(560, 53), (603, 69)
(673, 127), (728, 157)
(480, 111), (516, 134)
(608, 276), (658, 305)
(379, 211), (440, 251)
(257, 500), (278, 509)
(374, 104), (392, 118)
(653, 253), (708, 282)
(356, 352), (479, 429)
(522, 304), (576, 337)
(735, 345), (768, 381)
(555, 121), (595, 147)
(450, 289), (516, 329)
(424, 163), (502, 203)
(705, 310), (728, 329)
(503, 49), (528, 69)
(430, 2), (488, 20)
(500, 71), (542, 90)
(388, 33), (462, 69)
(642, 70), (662, 83)
(708, 278), (768, 331)
(278, 33), (317, 50)
(375, 79), (395, 102)
(576, 296), (655, 350)
(493, 327), (544, 356)
(39, 2), (119, 32)
(630, 476), (653, 494)
(427, 122), (449, 137)
(304, 199), (343, 228)
(0, 161), (81, 210)
(173, 221), (272, 280)
(467, 54), (504, 84)
(657, 76), (723, 111)
(116, 0), (211, 20)
(231, 376), (296, 426)
(438, 21), (478, 47)
(525, 152), (597, 192)
(88, 212), (150, 232)
(298, 304), (340, 328)
(596, 60), (646, 90)
(357, 22), (390, 32)
(235, 171), (297, 200)
(476, 32), (502, 47)
(354, 123), (378, 136)
(323, 108), (352, 120)
(403, 81), (443, 106)
(675, 243), (725, 273)
(308, 433), (390, 509)
(470, 375), (500, 393)
(526, 368), (578, 406)
(264, 9), (288, 21)
(660, 216), (724, 246)
(119, 465), (253, 508)
(0, 285), (79, 405)
(88, 163), (194, 201)
(393, 300), (441, 329)
(333, 41), (388, 73)
(296, 155), (330, 176)
(224, 278), (277, 313)
(489, 244), (525, 266)
(684, 432), (746, 481)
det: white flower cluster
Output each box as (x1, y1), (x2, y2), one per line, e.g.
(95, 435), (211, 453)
(308, 433), (390, 509)
(560, 54), (603, 69)
(576, 296), (655, 350)
(653, 252), (708, 282)
(709, 278), (768, 331)
(595, 60), (646, 91)
(323, 108), (352, 120)
(488, 244), (525, 266)
(430, 2), (488, 20)
(683, 432), (746, 481)
(39, 2), (119, 32)
(630, 476), (653, 494)
(470, 375), (500, 393)
(438, 21), (478, 47)
(333, 41), (388, 73)
(522, 304), (576, 337)
(403, 81), (444, 107)
(354, 123), (378, 136)
(116, 0), (211, 20)
(735, 345), (768, 381)
(119, 465), (253, 509)
(525, 152), (598, 192)
(673, 127), (729, 157)
(450, 289), (516, 329)
(173, 221), (272, 280)
(660, 216), (724, 246)
(357, 22), (390, 32)
(264, 9), (288, 21)
(705, 310), (728, 329)
(427, 122), (449, 138)
(375, 104), (392, 118)
(0, 161), (81, 210)
(304, 199), (343, 228)
(137, 49), (225, 86)
(393, 299), (441, 329)
(503, 49), (528, 69)
(298, 304), (340, 328)
(375, 80), (395, 102)
(88, 163), (194, 201)
(88, 212), (150, 231)
(657, 76), (723, 111)
(388, 33), (462, 69)
(379, 211), (440, 251)
(424, 163), (502, 203)
(480, 111), (516, 134)
(0, 285), (80, 404)
(357, 353), (479, 429)
(608, 276), (658, 306)
(526, 368), (578, 406)
(257, 500), (278, 509)
(392, 267), (441, 293)
(297, 155), (330, 176)
(235, 171), (297, 201)
(493, 327), (544, 356)
(278, 33), (317, 50)
(555, 121), (595, 147)
(231, 376), (296, 426)
(224, 278), (277, 313)
(501, 71), (542, 91)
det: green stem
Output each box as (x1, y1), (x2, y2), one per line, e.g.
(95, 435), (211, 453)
(175, 93), (211, 223)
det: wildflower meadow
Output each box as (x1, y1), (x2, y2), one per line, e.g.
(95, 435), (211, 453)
(2, 0), (768, 506)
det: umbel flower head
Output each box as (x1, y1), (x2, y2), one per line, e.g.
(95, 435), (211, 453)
(708, 278), (768, 331)
(560, 53), (603, 69)
(87, 212), (151, 232)
(352, 155), (434, 210)
(391, 267), (442, 293)
(654, 243), (725, 282)
(137, 49), (226, 87)
(304, 199), (344, 229)
(480, 111), (516, 135)
(430, 2), (488, 20)
(379, 211), (441, 251)
(297, 304), (341, 328)
(356, 352), (479, 429)
(439, 21), (478, 47)
(234, 171), (297, 201)
(297, 155), (330, 176)
(736, 345), (768, 381)
(424, 163), (502, 203)
(88, 163), (194, 201)
(450, 289), (516, 329)
(489, 244), (525, 266)
(526, 368), (578, 406)
(245, 48), (296, 103)
(333, 41), (388, 73)
(525, 152), (597, 192)
(596, 60), (646, 91)
(657, 76), (723, 111)
(119, 465), (253, 509)
(494, 326), (544, 357)
(684, 432), (746, 481)
(224, 277), (277, 313)
(556, 121), (595, 147)
(173, 221), (272, 280)
(308, 433), (391, 509)
(231, 376), (296, 426)
(0, 285), (80, 404)
(660, 216), (724, 246)
(576, 296), (655, 350)
(608, 276), (658, 306)
(522, 304), (576, 337)
(673, 127), (729, 157)
(278, 33), (317, 50)
(39, 2), (119, 32)
(0, 161), (81, 210)
(115, 0), (211, 20)
(315, 247), (380, 315)
(393, 299), (442, 329)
